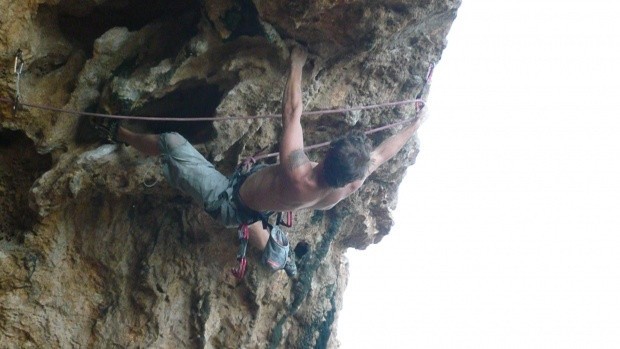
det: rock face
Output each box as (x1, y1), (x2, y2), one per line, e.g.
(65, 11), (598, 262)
(0, 1), (459, 348)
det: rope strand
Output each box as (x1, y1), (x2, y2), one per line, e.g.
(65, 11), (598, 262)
(0, 95), (424, 162)
(251, 115), (420, 161)
(2, 52), (433, 163)
(0, 96), (423, 122)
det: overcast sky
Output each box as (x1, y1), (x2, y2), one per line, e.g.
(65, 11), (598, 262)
(339, 0), (620, 348)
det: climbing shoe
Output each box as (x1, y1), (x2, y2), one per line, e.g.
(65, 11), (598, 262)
(283, 248), (298, 278)
(90, 117), (125, 145)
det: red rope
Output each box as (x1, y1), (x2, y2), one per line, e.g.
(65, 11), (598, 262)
(1, 62), (433, 160)
(0, 95), (424, 161)
(0, 95), (423, 122)
(252, 114), (421, 161)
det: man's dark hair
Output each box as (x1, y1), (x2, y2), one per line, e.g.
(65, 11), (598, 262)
(322, 130), (372, 188)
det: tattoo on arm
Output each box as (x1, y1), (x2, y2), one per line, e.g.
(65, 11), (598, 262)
(288, 149), (309, 170)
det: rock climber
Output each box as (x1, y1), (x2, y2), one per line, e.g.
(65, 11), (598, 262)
(93, 46), (426, 276)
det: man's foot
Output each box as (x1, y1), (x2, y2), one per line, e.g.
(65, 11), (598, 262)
(90, 117), (125, 145)
(283, 249), (298, 279)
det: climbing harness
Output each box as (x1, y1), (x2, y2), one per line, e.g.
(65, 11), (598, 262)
(229, 160), (270, 279)
(229, 160), (296, 280)
(232, 215), (296, 280)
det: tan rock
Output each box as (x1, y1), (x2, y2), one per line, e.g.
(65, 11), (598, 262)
(1, 0), (460, 347)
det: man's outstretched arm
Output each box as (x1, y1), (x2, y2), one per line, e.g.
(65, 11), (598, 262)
(367, 109), (428, 175)
(279, 47), (310, 176)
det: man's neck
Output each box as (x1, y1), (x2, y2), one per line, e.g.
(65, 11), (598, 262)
(310, 161), (330, 189)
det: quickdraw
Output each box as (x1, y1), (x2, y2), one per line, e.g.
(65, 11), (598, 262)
(231, 224), (250, 279)
(276, 211), (293, 228)
(12, 49), (24, 115)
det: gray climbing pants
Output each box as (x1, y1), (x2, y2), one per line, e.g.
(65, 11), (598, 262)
(159, 132), (248, 227)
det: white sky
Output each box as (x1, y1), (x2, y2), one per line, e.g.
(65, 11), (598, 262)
(338, 1), (620, 348)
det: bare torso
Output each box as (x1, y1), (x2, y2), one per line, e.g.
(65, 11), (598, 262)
(238, 162), (362, 213)
(237, 46), (373, 215)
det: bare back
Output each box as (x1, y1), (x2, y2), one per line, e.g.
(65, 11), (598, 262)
(238, 162), (362, 212)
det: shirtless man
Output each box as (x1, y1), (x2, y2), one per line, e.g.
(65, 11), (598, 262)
(97, 46), (426, 273)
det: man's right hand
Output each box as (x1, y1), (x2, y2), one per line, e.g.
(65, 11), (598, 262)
(367, 107), (429, 175)
(415, 106), (429, 125)
(290, 46), (308, 67)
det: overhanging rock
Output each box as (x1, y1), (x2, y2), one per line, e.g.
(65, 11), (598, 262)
(0, 0), (460, 347)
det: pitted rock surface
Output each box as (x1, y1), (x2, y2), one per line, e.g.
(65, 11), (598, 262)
(1, 0), (460, 347)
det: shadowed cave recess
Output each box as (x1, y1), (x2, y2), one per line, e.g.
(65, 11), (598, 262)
(0, 130), (52, 242)
(57, 0), (230, 143)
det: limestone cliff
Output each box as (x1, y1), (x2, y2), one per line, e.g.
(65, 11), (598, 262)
(0, 1), (459, 347)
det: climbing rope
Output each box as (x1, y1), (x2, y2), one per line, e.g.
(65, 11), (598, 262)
(250, 113), (424, 162)
(0, 94), (425, 122)
(1, 50), (432, 121)
(1, 50), (433, 159)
